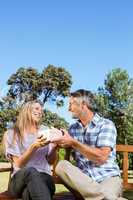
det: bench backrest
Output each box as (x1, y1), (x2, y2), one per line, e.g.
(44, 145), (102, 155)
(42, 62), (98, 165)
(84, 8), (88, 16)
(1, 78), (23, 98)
(116, 144), (133, 190)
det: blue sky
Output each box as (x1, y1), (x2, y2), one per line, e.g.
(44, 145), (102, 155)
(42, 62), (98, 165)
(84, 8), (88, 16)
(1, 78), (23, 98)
(0, 0), (133, 123)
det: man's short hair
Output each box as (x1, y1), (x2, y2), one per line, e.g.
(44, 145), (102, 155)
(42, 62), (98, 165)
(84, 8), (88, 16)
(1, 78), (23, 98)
(70, 89), (96, 112)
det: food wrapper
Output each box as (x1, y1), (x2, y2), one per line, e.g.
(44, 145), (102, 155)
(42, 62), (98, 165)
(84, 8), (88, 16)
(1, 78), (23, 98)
(38, 125), (62, 142)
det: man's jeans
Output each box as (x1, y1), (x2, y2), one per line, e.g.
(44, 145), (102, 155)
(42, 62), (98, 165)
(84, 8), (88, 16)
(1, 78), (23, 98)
(8, 167), (55, 200)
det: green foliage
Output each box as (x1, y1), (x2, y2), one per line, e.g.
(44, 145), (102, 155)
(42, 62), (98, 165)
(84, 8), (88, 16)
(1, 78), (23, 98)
(0, 108), (18, 141)
(0, 65), (72, 144)
(41, 65), (72, 104)
(58, 148), (66, 160)
(7, 65), (72, 105)
(0, 143), (7, 162)
(7, 67), (41, 102)
(96, 68), (133, 145)
(42, 109), (69, 129)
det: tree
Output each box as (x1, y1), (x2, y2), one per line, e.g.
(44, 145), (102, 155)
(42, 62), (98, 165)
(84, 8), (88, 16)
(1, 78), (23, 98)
(0, 109), (18, 141)
(0, 65), (72, 142)
(42, 109), (69, 129)
(7, 65), (72, 106)
(7, 67), (41, 103)
(41, 65), (72, 106)
(96, 68), (133, 145)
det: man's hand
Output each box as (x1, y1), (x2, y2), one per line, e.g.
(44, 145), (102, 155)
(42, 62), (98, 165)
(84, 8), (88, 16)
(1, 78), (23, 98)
(50, 129), (74, 148)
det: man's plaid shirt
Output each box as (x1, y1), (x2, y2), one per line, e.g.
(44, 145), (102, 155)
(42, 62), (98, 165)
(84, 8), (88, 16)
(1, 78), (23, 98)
(69, 113), (120, 183)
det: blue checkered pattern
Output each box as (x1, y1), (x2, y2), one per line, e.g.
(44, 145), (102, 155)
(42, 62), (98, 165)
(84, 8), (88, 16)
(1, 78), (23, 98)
(69, 113), (120, 183)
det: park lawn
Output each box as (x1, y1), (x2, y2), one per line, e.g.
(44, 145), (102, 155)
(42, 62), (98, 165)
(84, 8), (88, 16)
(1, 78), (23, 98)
(0, 172), (10, 192)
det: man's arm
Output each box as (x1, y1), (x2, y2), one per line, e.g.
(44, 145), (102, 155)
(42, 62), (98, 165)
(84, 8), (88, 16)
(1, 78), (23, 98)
(51, 130), (111, 165)
(72, 139), (111, 164)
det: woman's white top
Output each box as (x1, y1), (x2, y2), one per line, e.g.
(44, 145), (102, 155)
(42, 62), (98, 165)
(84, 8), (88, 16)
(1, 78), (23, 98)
(5, 125), (54, 176)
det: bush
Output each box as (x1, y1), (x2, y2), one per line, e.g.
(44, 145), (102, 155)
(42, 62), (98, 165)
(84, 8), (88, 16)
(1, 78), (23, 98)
(0, 144), (7, 162)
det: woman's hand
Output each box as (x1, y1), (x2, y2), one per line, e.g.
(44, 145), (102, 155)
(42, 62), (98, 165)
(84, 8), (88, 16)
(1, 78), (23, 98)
(31, 136), (50, 151)
(12, 136), (50, 168)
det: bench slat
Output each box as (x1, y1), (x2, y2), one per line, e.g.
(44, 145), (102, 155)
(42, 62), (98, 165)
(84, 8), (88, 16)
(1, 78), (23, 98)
(116, 145), (133, 152)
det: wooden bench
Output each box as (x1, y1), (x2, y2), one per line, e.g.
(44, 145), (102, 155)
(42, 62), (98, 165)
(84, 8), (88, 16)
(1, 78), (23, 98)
(0, 144), (133, 200)
(116, 145), (133, 190)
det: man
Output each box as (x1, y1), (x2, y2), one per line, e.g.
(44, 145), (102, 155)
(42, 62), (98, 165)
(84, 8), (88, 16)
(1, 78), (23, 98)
(51, 89), (126, 200)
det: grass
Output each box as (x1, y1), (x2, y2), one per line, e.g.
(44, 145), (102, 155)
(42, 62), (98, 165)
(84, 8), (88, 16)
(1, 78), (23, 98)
(55, 184), (68, 193)
(0, 172), (10, 192)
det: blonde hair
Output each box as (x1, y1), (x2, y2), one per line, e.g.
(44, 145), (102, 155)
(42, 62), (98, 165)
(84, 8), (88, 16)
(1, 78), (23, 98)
(3, 101), (42, 146)
(15, 100), (42, 141)
(2, 101), (42, 158)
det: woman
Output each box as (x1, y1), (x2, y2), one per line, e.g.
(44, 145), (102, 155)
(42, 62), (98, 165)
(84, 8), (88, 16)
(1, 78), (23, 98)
(3, 100), (57, 200)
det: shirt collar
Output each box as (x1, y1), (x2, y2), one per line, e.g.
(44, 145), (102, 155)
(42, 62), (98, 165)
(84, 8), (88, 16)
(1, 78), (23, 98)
(77, 113), (101, 128)
(91, 113), (101, 125)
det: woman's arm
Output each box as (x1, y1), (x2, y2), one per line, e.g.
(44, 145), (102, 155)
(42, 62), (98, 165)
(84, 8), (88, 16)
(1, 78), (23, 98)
(12, 137), (48, 168)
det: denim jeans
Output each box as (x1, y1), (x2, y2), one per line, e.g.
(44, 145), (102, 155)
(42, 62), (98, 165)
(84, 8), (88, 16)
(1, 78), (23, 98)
(8, 167), (55, 200)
